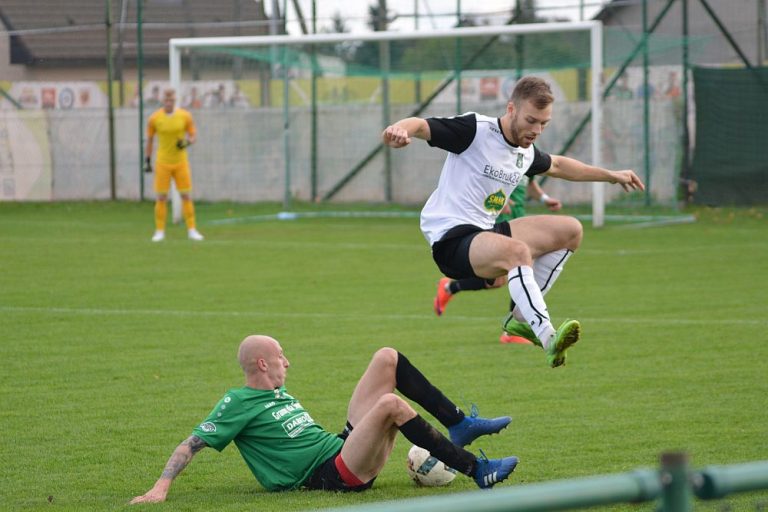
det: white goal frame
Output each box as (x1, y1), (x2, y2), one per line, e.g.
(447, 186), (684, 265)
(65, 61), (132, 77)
(169, 21), (606, 226)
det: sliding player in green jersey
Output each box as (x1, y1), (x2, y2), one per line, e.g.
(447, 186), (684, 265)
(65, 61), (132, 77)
(131, 335), (518, 503)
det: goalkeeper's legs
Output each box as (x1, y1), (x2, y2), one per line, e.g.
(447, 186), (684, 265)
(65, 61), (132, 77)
(180, 194), (196, 230)
(154, 198), (168, 231)
(175, 166), (204, 241)
(152, 196), (168, 242)
(180, 194), (204, 241)
(152, 164), (172, 242)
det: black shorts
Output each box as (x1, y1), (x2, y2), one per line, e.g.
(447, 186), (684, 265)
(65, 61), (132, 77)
(431, 223), (512, 280)
(303, 450), (375, 492)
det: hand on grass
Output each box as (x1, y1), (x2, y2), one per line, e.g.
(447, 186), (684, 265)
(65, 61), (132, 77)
(130, 488), (167, 504)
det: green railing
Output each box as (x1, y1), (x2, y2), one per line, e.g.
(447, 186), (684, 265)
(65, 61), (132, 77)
(318, 453), (768, 512)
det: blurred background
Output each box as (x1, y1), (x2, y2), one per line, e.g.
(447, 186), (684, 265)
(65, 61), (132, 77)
(1, 0), (766, 209)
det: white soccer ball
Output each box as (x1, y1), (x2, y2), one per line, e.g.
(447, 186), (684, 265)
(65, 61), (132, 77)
(406, 444), (457, 487)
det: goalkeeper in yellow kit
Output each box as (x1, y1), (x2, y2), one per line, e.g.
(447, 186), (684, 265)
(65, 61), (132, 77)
(145, 88), (204, 242)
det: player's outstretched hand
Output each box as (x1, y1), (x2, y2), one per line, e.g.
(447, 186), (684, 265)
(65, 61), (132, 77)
(129, 489), (167, 504)
(382, 125), (411, 148)
(612, 170), (645, 192)
(176, 139), (190, 149)
(544, 196), (563, 211)
(143, 157), (152, 174)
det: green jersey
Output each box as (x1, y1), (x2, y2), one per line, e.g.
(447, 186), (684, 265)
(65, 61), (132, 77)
(192, 385), (344, 491)
(496, 176), (529, 223)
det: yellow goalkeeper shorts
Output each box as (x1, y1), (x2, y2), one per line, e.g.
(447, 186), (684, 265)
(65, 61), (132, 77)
(154, 161), (193, 194)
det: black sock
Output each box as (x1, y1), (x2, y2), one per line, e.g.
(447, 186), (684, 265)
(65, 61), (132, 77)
(396, 352), (464, 427)
(399, 415), (477, 476)
(452, 277), (487, 293)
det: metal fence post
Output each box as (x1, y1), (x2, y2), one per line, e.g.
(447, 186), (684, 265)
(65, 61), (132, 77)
(659, 452), (693, 512)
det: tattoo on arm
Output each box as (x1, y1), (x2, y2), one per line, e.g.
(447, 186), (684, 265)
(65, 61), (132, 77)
(159, 435), (207, 480)
(185, 435), (208, 454)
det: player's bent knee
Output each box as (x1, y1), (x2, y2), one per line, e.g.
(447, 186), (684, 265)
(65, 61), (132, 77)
(489, 276), (506, 288)
(502, 238), (532, 267)
(372, 347), (398, 368)
(376, 393), (412, 420)
(564, 216), (584, 248)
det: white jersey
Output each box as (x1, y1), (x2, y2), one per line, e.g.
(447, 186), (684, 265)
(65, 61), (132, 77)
(420, 113), (552, 245)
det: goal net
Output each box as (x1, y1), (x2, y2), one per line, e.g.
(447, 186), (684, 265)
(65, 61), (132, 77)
(168, 22), (680, 226)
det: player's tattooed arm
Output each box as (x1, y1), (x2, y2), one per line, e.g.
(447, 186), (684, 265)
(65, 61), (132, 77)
(129, 435), (208, 504)
(160, 435), (208, 479)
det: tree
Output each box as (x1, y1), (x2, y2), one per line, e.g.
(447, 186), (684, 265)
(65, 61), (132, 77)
(321, 11), (349, 34)
(317, 11), (358, 64)
(367, 2), (389, 32)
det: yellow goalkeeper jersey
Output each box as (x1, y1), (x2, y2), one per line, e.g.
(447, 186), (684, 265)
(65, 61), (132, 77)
(147, 107), (196, 165)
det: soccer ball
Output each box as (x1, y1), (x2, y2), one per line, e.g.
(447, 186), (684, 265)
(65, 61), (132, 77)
(406, 445), (457, 487)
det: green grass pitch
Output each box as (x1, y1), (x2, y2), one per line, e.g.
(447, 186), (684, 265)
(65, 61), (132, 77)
(1, 201), (766, 511)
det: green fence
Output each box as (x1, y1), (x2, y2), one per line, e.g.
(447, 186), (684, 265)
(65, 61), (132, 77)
(319, 453), (768, 512)
(691, 67), (768, 206)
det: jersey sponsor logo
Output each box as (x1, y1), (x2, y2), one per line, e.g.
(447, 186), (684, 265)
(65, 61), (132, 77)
(482, 164), (520, 186)
(484, 189), (507, 212)
(271, 402), (304, 421)
(282, 412), (315, 438)
(199, 422), (217, 433)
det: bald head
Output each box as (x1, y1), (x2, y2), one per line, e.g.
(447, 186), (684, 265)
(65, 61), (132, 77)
(238, 335), (278, 374)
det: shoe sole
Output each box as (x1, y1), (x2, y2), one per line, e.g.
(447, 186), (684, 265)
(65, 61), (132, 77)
(548, 321), (580, 368)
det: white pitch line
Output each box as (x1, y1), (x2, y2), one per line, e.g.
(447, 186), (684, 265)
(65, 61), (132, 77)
(1, 305), (765, 326)
(4, 233), (764, 255)
(1, 236), (425, 251)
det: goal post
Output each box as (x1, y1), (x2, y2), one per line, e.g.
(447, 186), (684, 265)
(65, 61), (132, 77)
(169, 21), (609, 225)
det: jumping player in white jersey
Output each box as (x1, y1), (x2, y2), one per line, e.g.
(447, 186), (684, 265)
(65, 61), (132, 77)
(382, 76), (644, 368)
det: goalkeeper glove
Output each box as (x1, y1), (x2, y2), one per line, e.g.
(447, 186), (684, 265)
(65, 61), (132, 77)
(143, 157), (152, 174)
(176, 139), (191, 149)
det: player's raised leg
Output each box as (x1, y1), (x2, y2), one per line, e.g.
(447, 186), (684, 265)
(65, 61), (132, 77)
(434, 276), (501, 316)
(469, 229), (580, 367)
(505, 215), (581, 365)
(345, 349), (511, 446)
